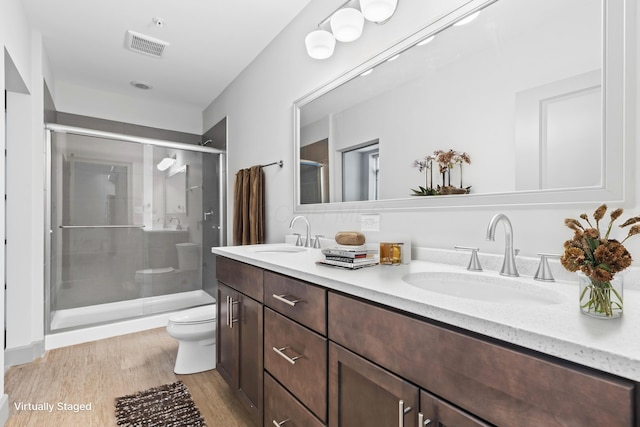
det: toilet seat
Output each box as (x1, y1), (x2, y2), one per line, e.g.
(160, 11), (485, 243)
(168, 304), (216, 325)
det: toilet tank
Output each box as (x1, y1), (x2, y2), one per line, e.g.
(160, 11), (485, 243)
(176, 243), (200, 271)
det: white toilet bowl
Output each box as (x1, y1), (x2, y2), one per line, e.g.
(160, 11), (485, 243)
(166, 304), (216, 374)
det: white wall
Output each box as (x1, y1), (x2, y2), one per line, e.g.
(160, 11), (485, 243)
(0, 39), (7, 427)
(0, 0), (38, 421)
(4, 28), (47, 374)
(203, 0), (640, 262)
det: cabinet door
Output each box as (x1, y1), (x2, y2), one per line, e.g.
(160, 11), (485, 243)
(238, 292), (263, 424)
(329, 342), (419, 427)
(420, 390), (490, 427)
(217, 282), (238, 388)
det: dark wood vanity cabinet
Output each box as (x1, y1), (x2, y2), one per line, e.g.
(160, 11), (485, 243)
(216, 257), (264, 426)
(328, 291), (636, 427)
(214, 256), (638, 427)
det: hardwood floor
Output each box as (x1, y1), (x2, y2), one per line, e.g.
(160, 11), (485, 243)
(4, 327), (254, 427)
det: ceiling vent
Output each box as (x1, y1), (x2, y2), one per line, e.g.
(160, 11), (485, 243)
(126, 30), (169, 58)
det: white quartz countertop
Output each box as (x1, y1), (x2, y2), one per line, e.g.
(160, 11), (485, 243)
(212, 244), (640, 382)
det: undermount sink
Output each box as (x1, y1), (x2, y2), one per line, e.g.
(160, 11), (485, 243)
(248, 245), (307, 254)
(401, 272), (566, 306)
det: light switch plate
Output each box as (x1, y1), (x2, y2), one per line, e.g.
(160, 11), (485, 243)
(361, 214), (380, 231)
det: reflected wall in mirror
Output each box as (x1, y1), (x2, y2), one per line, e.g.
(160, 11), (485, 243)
(294, 0), (626, 209)
(165, 165), (187, 214)
(342, 141), (379, 202)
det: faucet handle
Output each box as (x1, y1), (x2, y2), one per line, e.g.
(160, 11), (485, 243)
(534, 253), (560, 282)
(293, 233), (302, 247)
(313, 234), (324, 249)
(455, 246), (483, 272)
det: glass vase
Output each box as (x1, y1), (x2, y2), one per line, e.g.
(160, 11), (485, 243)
(578, 272), (623, 319)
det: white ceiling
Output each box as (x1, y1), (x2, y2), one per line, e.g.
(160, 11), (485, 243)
(21, 0), (311, 110)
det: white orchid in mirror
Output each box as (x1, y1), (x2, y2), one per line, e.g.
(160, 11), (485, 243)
(412, 149), (471, 196)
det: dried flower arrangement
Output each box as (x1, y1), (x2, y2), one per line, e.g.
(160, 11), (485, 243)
(412, 149), (471, 196)
(561, 204), (640, 317)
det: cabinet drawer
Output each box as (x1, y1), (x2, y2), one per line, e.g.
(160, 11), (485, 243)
(420, 390), (490, 427)
(264, 373), (325, 427)
(215, 256), (263, 302)
(264, 271), (327, 335)
(264, 308), (327, 422)
(328, 292), (636, 427)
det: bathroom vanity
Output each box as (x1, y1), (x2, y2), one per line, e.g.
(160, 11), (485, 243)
(213, 246), (640, 426)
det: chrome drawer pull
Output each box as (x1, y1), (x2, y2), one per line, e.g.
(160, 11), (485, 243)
(398, 400), (412, 427)
(272, 346), (303, 365)
(272, 418), (289, 426)
(272, 294), (301, 307)
(418, 413), (432, 426)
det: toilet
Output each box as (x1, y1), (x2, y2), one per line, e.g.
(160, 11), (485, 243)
(166, 304), (217, 374)
(135, 242), (200, 296)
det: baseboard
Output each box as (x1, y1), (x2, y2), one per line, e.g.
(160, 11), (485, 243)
(4, 341), (45, 368)
(0, 394), (9, 426)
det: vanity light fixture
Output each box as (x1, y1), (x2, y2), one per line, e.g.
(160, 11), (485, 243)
(157, 154), (176, 171)
(453, 11), (480, 26)
(330, 7), (364, 42)
(305, 29), (336, 59)
(305, 0), (399, 59)
(360, 0), (399, 23)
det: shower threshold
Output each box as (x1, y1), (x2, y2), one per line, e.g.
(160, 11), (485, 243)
(50, 290), (216, 331)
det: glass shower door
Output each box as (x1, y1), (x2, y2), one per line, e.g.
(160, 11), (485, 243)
(47, 128), (222, 333)
(49, 132), (146, 330)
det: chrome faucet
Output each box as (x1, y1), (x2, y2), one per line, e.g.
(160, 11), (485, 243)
(486, 213), (519, 277)
(289, 215), (311, 247)
(169, 217), (182, 230)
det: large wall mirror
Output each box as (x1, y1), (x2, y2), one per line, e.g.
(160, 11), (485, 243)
(294, 0), (633, 211)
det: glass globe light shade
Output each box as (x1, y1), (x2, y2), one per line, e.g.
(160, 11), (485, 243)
(305, 30), (336, 59)
(330, 8), (364, 42)
(359, 0), (399, 23)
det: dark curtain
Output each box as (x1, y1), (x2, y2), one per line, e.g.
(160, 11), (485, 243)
(233, 165), (264, 245)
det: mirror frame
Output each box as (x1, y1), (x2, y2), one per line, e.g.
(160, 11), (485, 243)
(293, 0), (634, 213)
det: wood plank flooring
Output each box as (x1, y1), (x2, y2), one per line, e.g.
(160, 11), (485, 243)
(4, 327), (254, 427)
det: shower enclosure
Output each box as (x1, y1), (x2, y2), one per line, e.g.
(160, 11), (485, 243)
(45, 124), (225, 333)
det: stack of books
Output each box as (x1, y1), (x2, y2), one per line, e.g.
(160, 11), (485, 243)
(319, 246), (378, 269)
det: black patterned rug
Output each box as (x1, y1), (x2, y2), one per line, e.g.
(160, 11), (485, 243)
(115, 381), (207, 426)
